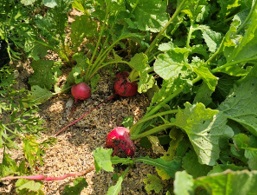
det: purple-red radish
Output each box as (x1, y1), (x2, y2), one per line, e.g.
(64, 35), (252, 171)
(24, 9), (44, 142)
(106, 127), (136, 157)
(114, 71), (138, 97)
(71, 82), (91, 102)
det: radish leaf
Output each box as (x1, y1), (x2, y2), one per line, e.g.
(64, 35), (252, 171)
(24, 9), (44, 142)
(175, 102), (234, 166)
(93, 147), (114, 173)
(143, 174), (163, 194)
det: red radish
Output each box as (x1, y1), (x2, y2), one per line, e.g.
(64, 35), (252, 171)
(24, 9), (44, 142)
(106, 127), (136, 157)
(71, 82), (91, 102)
(114, 71), (137, 97)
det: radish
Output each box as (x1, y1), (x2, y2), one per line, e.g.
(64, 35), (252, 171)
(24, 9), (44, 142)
(106, 127), (136, 157)
(71, 82), (91, 102)
(114, 71), (138, 97)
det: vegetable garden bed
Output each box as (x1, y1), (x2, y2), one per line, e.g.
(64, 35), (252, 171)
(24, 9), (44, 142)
(1, 0), (257, 194)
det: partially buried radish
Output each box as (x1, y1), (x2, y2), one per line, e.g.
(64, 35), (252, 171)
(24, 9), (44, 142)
(114, 71), (137, 97)
(71, 82), (91, 102)
(106, 127), (136, 157)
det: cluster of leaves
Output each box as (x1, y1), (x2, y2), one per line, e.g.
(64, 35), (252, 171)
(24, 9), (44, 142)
(2, 0), (257, 194)
(0, 66), (57, 194)
(93, 0), (257, 194)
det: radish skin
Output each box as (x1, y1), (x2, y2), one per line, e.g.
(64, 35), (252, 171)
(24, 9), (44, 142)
(106, 127), (136, 157)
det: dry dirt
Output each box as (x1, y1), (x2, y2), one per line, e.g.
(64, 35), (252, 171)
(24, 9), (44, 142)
(1, 68), (162, 195)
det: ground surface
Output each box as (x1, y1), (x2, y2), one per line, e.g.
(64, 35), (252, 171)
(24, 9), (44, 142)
(1, 68), (160, 195)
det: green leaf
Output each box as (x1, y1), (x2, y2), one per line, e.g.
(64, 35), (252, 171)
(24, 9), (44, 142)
(180, 0), (209, 23)
(224, 2), (257, 62)
(193, 82), (213, 106)
(174, 171), (194, 195)
(182, 150), (212, 178)
(0, 153), (18, 177)
(71, 15), (97, 50)
(126, 0), (168, 32)
(20, 0), (36, 6)
(218, 76), (257, 136)
(195, 170), (257, 195)
(128, 53), (154, 93)
(143, 174), (163, 194)
(191, 58), (218, 91)
(217, 0), (242, 19)
(135, 156), (181, 178)
(30, 85), (53, 105)
(15, 179), (44, 195)
(62, 177), (88, 195)
(154, 50), (186, 80)
(196, 25), (222, 53)
(43, 0), (57, 8)
(22, 135), (44, 168)
(175, 102), (234, 165)
(147, 136), (166, 155)
(106, 167), (129, 195)
(106, 176), (123, 195)
(93, 147), (114, 173)
(28, 60), (60, 91)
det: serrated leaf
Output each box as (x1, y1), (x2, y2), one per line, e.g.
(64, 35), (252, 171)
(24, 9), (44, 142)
(174, 171), (194, 195)
(195, 170), (257, 195)
(180, 0), (209, 23)
(30, 85), (53, 105)
(175, 102), (234, 165)
(28, 60), (59, 91)
(0, 153), (18, 177)
(93, 147), (114, 173)
(15, 179), (43, 194)
(218, 76), (257, 136)
(196, 25), (222, 53)
(126, 0), (168, 32)
(22, 135), (44, 168)
(192, 59), (218, 91)
(224, 2), (257, 62)
(154, 50), (186, 80)
(143, 174), (163, 194)
(128, 53), (154, 93)
(71, 15), (97, 50)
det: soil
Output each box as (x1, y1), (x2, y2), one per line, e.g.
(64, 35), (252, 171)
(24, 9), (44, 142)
(0, 65), (161, 195)
(0, 9), (164, 195)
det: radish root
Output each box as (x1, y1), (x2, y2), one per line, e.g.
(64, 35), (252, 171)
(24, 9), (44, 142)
(55, 94), (115, 136)
(0, 166), (94, 181)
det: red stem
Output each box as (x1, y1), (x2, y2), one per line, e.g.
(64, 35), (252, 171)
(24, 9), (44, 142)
(55, 94), (116, 136)
(0, 166), (94, 182)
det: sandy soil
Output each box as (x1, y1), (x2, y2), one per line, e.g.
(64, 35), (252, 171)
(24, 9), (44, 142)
(0, 69), (161, 195)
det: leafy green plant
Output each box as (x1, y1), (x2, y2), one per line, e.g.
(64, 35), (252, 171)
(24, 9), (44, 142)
(0, 66), (55, 194)
(93, 0), (257, 194)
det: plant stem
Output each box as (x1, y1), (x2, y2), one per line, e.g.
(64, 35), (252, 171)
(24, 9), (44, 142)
(130, 88), (182, 136)
(130, 76), (201, 138)
(145, 0), (187, 56)
(130, 109), (178, 132)
(212, 56), (257, 73)
(131, 123), (175, 140)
